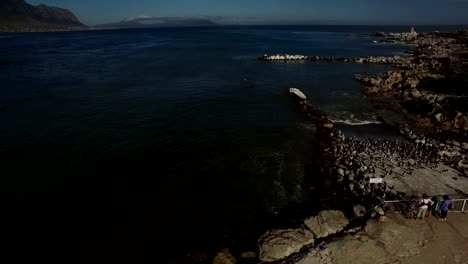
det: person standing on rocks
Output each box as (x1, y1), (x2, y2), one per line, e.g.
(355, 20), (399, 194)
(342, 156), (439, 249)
(407, 195), (418, 219)
(439, 195), (453, 221)
(428, 195), (438, 217)
(416, 194), (433, 220)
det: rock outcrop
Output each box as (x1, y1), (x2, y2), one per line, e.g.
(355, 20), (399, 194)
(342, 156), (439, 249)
(257, 210), (350, 262)
(0, 0), (87, 32)
(303, 210), (349, 239)
(290, 213), (434, 264)
(258, 228), (315, 262)
(213, 249), (237, 264)
(293, 248), (333, 264)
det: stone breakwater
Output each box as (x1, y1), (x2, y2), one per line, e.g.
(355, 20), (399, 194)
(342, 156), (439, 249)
(258, 54), (412, 65)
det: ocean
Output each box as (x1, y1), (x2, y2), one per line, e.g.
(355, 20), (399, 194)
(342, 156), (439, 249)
(0, 25), (459, 260)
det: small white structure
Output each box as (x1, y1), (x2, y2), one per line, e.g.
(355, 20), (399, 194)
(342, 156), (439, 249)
(369, 178), (384, 184)
(289, 88), (307, 100)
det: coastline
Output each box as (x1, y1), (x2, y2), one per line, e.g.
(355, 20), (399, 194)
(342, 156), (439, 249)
(212, 28), (468, 264)
(0, 27), (89, 33)
(3, 25), (467, 263)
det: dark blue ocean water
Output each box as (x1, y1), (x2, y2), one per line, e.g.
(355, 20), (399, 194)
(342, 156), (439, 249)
(1, 25), (458, 259)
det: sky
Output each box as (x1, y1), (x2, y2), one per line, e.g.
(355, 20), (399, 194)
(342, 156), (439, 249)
(28, 0), (468, 26)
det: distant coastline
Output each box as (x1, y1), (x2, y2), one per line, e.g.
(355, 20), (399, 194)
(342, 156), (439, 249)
(1, 1), (467, 33)
(3, 25), (467, 34)
(0, 27), (88, 33)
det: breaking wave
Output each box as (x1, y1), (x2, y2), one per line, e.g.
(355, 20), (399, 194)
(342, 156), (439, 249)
(331, 118), (382, 126)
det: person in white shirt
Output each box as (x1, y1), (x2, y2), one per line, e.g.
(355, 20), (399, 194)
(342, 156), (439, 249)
(416, 193), (433, 220)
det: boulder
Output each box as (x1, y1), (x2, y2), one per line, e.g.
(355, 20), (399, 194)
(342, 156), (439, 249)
(462, 143), (468, 150)
(353, 205), (366, 217)
(453, 112), (467, 130)
(304, 210), (349, 239)
(213, 249), (236, 264)
(323, 123), (334, 129)
(337, 168), (345, 177)
(375, 32), (387, 37)
(458, 160), (468, 170)
(406, 78), (419, 89)
(258, 228), (314, 262)
(374, 207), (385, 216)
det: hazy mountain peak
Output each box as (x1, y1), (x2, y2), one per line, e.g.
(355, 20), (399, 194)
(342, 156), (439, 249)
(122, 15), (154, 22)
(95, 16), (217, 29)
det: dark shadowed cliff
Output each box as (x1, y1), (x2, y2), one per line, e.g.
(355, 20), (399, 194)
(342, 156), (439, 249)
(0, 0), (87, 31)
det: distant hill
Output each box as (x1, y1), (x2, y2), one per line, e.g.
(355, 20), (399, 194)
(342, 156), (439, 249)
(94, 16), (217, 29)
(0, 0), (87, 32)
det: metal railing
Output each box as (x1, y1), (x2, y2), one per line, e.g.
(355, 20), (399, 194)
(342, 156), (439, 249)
(384, 198), (468, 213)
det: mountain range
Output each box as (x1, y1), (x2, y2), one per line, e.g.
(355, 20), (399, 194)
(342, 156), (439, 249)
(0, 0), (87, 32)
(0, 1), (218, 32)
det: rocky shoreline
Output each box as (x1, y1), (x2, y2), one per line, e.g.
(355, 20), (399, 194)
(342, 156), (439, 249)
(207, 28), (468, 264)
(357, 29), (468, 175)
(259, 28), (468, 176)
(174, 28), (468, 264)
(244, 84), (468, 263)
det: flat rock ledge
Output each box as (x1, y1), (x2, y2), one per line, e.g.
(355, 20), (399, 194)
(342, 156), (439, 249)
(259, 228), (315, 262)
(258, 210), (349, 262)
(283, 213), (433, 264)
(304, 210), (349, 239)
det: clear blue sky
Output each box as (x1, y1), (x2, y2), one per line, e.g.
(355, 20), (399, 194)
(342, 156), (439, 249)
(28, 0), (468, 25)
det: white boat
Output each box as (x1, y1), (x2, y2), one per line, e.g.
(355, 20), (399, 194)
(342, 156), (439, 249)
(289, 88), (307, 100)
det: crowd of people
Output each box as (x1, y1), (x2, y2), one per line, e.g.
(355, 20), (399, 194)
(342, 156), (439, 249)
(406, 194), (454, 221)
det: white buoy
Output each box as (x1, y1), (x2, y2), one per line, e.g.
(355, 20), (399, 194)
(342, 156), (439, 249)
(289, 88), (307, 100)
